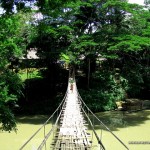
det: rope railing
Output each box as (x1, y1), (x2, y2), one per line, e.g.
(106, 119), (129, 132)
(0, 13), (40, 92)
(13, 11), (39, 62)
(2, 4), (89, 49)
(37, 99), (66, 150)
(19, 84), (69, 150)
(81, 106), (105, 150)
(77, 90), (129, 150)
(72, 79), (104, 149)
(20, 69), (129, 150)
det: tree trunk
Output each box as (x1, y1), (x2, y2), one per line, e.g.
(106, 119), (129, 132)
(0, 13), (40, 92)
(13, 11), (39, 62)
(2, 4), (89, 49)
(87, 58), (90, 89)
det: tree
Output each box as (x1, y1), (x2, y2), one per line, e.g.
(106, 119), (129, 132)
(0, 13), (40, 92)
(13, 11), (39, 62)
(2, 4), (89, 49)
(32, 0), (149, 108)
(0, 0), (148, 117)
(0, 9), (35, 131)
(105, 3), (150, 98)
(144, 0), (150, 5)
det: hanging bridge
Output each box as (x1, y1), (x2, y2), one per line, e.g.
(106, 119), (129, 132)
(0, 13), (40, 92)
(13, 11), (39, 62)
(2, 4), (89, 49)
(19, 74), (129, 150)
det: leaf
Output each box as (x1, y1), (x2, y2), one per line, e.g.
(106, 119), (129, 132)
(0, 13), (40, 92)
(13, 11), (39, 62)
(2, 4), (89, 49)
(60, 53), (70, 63)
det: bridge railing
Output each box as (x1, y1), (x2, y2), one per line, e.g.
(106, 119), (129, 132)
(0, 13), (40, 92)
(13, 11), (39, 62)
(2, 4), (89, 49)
(20, 71), (129, 150)
(19, 84), (70, 150)
(76, 87), (129, 150)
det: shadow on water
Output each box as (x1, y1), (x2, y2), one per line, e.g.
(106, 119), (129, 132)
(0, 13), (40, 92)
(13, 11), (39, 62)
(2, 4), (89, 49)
(16, 109), (150, 129)
(88, 110), (150, 131)
(16, 115), (57, 125)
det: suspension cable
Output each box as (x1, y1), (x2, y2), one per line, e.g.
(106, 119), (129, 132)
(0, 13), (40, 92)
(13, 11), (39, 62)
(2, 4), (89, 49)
(19, 89), (68, 150)
(81, 106), (105, 150)
(78, 92), (129, 150)
(71, 73), (128, 149)
(19, 70), (72, 150)
(20, 71), (129, 150)
(37, 99), (67, 150)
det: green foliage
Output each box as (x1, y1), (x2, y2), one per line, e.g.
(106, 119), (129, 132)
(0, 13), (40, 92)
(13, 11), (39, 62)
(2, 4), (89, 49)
(19, 69), (42, 81)
(0, 70), (23, 131)
(0, 11), (35, 131)
(1, 0), (32, 14)
(0, 83), (17, 103)
(0, 105), (17, 132)
(33, 0), (149, 111)
(0, 0), (149, 121)
(60, 53), (71, 63)
(0, 82), (17, 132)
(108, 35), (150, 52)
(122, 62), (150, 98)
(79, 70), (128, 111)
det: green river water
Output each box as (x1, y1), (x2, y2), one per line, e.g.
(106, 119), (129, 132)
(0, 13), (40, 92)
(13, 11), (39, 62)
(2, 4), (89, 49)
(0, 110), (150, 150)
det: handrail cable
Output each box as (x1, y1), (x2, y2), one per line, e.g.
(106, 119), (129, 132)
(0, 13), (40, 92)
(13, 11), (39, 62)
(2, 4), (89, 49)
(19, 85), (69, 150)
(81, 106), (105, 150)
(71, 71), (128, 149)
(73, 77), (105, 149)
(78, 92), (129, 150)
(37, 99), (67, 150)
(20, 69), (129, 150)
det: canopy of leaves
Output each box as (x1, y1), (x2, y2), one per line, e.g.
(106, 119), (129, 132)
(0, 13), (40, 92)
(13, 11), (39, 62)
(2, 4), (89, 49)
(0, 0), (149, 128)
(0, 10), (36, 131)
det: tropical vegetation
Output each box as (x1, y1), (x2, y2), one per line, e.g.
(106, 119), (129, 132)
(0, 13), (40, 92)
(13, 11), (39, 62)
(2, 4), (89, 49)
(0, 0), (149, 131)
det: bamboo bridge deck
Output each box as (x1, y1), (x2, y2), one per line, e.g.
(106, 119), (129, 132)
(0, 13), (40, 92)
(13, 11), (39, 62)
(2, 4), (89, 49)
(53, 82), (92, 149)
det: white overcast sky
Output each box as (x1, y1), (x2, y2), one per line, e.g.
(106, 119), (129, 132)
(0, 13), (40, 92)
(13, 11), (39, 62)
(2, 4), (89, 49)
(128, 0), (144, 5)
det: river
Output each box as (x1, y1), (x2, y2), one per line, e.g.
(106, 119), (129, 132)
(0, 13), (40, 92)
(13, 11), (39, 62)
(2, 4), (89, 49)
(90, 110), (150, 150)
(0, 110), (150, 150)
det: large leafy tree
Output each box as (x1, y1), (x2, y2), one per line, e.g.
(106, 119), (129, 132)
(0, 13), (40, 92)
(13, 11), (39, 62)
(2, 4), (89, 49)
(0, 14), (22, 131)
(0, 0), (148, 118)
(107, 4), (150, 98)
(0, 6), (36, 131)
(35, 0), (149, 95)
(29, 0), (149, 109)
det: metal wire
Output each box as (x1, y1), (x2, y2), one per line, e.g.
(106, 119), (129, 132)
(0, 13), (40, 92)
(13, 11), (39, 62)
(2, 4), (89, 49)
(77, 91), (129, 150)
(37, 100), (66, 150)
(81, 106), (105, 150)
(19, 78), (70, 150)
(20, 72), (129, 150)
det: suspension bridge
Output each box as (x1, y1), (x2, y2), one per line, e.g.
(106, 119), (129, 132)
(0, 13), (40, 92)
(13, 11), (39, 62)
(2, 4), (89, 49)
(19, 74), (129, 150)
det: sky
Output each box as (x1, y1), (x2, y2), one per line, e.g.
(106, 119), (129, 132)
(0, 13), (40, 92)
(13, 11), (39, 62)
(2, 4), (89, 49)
(128, 0), (144, 5)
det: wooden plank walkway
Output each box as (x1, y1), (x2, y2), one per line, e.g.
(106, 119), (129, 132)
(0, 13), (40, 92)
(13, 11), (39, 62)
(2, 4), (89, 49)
(52, 82), (92, 150)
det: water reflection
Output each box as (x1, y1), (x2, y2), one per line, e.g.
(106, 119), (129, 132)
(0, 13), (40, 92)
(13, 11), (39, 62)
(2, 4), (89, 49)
(0, 111), (150, 150)
(93, 110), (150, 131)
(89, 110), (150, 150)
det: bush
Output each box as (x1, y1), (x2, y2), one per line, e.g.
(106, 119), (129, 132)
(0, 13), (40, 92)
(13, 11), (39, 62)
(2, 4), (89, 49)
(78, 70), (128, 112)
